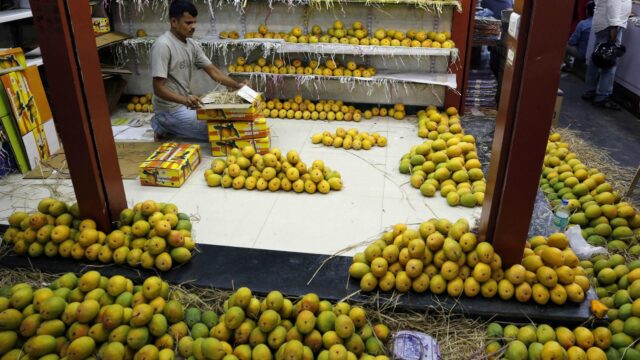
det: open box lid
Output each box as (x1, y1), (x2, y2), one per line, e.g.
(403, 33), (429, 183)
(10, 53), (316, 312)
(200, 86), (261, 109)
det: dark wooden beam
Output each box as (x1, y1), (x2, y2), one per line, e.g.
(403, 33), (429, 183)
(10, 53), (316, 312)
(479, 0), (575, 265)
(30, 0), (127, 230)
(445, 0), (476, 110)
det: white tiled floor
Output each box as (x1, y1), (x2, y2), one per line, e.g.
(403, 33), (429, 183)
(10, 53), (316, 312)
(0, 116), (480, 256)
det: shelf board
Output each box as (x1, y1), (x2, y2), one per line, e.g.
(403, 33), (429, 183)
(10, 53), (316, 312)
(306, 0), (461, 7)
(0, 8), (32, 24)
(119, 0), (461, 10)
(122, 37), (458, 58)
(229, 71), (456, 88)
(279, 42), (457, 57)
(26, 57), (43, 67)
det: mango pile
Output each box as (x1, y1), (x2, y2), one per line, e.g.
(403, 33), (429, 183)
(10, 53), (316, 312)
(400, 107), (486, 207)
(416, 106), (461, 139)
(485, 323), (614, 359)
(577, 255), (640, 354)
(0, 271), (391, 360)
(126, 94), (154, 113)
(0, 272), (180, 359)
(228, 57), (376, 78)
(192, 287), (392, 360)
(349, 219), (589, 304)
(242, 23), (455, 48)
(541, 133), (639, 249)
(262, 97), (407, 121)
(311, 128), (388, 150)
(205, 146), (343, 194)
(2, 199), (195, 271)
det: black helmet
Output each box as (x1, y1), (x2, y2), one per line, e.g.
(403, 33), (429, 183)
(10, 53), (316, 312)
(592, 42), (626, 69)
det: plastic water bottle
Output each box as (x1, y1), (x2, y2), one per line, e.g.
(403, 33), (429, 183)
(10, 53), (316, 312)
(552, 199), (571, 231)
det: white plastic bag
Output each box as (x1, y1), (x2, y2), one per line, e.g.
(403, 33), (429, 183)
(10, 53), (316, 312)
(567, 225), (608, 259)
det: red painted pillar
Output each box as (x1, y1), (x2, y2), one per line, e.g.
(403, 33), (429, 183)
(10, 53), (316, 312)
(30, 0), (127, 230)
(478, 0), (575, 265)
(445, 0), (477, 110)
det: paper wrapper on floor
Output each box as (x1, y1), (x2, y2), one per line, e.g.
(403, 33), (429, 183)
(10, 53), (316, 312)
(139, 143), (201, 187)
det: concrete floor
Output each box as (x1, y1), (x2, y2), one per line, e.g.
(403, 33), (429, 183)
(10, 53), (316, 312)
(558, 73), (640, 169)
(0, 116), (481, 256)
(557, 73), (640, 204)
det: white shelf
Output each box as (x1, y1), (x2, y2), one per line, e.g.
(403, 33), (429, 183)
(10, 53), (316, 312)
(229, 71), (457, 88)
(121, 0), (461, 10)
(121, 37), (458, 59)
(280, 42), (457, 58)
(0, 8), (32, 24)
(26, 57), (43, 67)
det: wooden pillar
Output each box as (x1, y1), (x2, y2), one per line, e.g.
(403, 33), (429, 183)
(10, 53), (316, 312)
(478, 0), (575, 265)
(444, 0), (476, 110)
(30, 0), (127, 230)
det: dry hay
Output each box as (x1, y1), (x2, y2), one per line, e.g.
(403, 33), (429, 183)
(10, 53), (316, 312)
(357, 292), (486, 360)
(0, 266), (58, 290)
(200, 90), (249, 105)
(554, 127), (639, 207)
(0, 174), (76, 223)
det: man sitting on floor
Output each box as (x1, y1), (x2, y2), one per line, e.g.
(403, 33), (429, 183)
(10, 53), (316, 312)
(564, 2), (595, 71)
(150, 0), (248, 141)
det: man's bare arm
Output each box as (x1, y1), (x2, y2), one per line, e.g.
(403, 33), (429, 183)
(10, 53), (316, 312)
(203, 64), (247, 90)
(153, 77), (202, 108)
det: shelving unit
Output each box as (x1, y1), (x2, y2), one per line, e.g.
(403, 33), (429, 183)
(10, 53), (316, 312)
(121, 36), (458, 58)
(111, 0), (474, 109)
(0, 8), (32, 24)
(0, 7), (43, 68)
(25, 56), (43, 67)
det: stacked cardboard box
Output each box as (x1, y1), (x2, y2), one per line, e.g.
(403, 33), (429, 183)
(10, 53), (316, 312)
(139, 142), (201, 187)
(196, 87), (270, 156)
(0, 48), (61, 174)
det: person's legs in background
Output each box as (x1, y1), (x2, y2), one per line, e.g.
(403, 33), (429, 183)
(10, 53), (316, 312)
(151, 106), (209, 142)
(564, 45), (584, 71)
(594, 28), (624, 107)
(583, 29), (609, 100)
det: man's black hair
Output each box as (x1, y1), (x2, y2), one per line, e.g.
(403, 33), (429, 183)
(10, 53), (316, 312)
(586, 1), (595, 17)
(169, 0), (198, 20)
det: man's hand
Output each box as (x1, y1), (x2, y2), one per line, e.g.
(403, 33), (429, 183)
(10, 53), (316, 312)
(238, 79), (252, 88)
(609, 26), (619, 43)
(184, 94), (203, 109)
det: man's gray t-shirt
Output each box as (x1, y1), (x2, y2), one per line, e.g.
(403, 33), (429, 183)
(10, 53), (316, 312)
(151, 31), (212, 112)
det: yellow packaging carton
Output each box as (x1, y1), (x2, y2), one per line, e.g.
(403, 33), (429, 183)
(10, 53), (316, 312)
(0, 48), (27, 76)
(197, 86), (263, 121)
(139, 143), (200, 187)
(211, 137), (270, 157)
(207, 118), (269, 141)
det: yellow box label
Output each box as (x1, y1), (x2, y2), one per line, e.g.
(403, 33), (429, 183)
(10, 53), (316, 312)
(211, 137), (270, 156)
(207, 120), (269, 141)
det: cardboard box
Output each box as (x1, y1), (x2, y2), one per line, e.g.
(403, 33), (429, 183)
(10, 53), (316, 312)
(197, 86), (263, 121)
(0, 65), (60, 172)
(207, 118), (269, 141)
(96, 32), (131, 49)
(211, 137), (270, 157)
(139, 143), (201, 187)
(0, 48), (27, 76)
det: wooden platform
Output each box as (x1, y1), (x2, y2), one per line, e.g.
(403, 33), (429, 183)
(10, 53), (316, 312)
(0, 225), (595, 325)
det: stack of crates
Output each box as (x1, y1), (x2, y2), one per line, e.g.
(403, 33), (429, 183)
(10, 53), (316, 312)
(196, 89), (270, 156)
